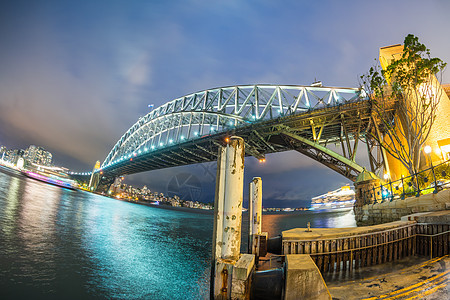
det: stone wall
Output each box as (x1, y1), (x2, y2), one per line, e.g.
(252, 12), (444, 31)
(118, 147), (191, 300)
(355, 189), (450, 225)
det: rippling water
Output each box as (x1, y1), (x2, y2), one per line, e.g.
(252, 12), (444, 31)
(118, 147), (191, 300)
(0, 168), (356, 299)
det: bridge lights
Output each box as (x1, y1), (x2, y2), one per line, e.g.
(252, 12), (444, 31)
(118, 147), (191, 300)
(159, 142), (164, 147)
(259, 158), (266, 163)
(169, 139), (173, 144)
(151, 145), (155, 150)
(194, 131), (199, 136)
(180, 135), (185, 140)
(144, 147), (148, 151)
(383, 173), (390, 181)
(424, 145), (432, 154)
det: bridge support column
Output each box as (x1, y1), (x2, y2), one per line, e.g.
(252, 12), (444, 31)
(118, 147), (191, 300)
(88, 160), (101, 191)
(211, 137), (254, 299)
(249, 177), (267, 261)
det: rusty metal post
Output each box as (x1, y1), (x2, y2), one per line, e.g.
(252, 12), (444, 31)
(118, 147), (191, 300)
(211, 136), (245, 299)
(249, 177), (262, 253)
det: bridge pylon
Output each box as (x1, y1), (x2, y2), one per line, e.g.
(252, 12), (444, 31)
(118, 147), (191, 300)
(89, 160), (102, 191)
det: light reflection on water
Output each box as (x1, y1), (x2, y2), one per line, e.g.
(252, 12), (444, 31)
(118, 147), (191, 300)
(0, 170), (356, 299)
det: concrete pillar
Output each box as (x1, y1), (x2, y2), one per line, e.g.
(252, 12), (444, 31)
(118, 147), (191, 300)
(211, 136), (245, 299)
(249, 177), (267, 257)
(249, 177), (262, 237)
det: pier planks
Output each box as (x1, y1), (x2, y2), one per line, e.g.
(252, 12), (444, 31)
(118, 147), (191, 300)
(282, 222), (450, 274)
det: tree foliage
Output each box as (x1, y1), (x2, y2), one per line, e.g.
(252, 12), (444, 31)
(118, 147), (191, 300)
(360, 34), (446, 177)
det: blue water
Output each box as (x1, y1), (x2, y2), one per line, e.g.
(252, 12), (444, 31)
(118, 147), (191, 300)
(0, 169), (356, 299)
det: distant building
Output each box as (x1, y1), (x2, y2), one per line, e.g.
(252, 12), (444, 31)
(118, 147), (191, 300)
(24, 145), (53, 166)
(0, 146), (6, 158)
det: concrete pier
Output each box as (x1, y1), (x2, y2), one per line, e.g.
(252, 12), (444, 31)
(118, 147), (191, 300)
(211, 136), (254, 299)
(249, 177), (262, 239)
(249, 177), (267, 259)
(282, 211), (449, 274)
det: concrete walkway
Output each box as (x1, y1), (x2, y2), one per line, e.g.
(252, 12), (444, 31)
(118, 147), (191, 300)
(327, 255), (449, 300)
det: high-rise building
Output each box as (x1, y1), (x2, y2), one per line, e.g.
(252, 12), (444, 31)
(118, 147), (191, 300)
(24, 145), (53, 166)
(0, 146), (6, 160)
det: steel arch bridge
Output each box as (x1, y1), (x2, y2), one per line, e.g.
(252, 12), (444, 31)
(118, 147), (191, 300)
(73, 84), (388, 187)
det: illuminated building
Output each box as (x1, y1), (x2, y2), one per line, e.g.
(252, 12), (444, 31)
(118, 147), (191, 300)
(379, 45), (450, 179)
(24, 145), (53, 166)
(0, 146), (6, 158)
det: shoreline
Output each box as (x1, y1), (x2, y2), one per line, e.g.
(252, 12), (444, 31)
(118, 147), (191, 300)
(107, 196), (215, 215)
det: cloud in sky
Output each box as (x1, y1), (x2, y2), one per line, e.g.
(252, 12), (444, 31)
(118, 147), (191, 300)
(1, 0), (449, 202)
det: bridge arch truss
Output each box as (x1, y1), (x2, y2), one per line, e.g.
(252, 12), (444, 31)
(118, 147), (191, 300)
(103, 85), (365, 165)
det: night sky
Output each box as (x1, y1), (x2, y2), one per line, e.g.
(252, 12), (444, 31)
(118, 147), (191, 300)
(1, 0), (449, 207)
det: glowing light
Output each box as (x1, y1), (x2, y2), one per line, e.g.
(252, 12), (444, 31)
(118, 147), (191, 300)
(194, 132), (199, 136)
(159, 142), (163, 146)
(441, 144), (450, 153)
(383, 173), (390, 180)
(169, 139), (173, 144)
(151, 145), (155, 149)
(144, 147), (148, 151)
(225, 137), (230, 143)
(181, 136), (185, 140)
(424, 145), (432, 154)
(259, 158), (266, 163)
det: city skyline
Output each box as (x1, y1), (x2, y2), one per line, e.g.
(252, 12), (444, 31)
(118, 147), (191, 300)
(1, 0), (450, 206)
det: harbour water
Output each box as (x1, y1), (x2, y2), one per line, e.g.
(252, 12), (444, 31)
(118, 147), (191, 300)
(0, 169), (356, 299)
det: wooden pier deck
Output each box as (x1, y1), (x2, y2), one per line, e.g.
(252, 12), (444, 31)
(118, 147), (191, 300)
(281, 211), (450, 274)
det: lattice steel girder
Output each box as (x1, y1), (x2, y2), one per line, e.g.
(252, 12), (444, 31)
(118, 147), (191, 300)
(280, 130), (364, 181)
(101, 84), (366, 168)
(92, 97), (378, 179)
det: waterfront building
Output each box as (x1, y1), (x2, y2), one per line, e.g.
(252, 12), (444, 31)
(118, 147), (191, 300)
(24, 145), (53, 166)
(0, 146), (6, 157)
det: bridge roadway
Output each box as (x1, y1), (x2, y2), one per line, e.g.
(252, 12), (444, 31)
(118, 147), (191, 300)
(71, 84), (392, 187)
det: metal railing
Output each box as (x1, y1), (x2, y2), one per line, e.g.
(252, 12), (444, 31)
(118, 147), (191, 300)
(362, 159), (450, 205)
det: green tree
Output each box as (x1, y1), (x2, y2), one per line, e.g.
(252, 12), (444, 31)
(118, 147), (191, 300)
(360, 34), (446, 177)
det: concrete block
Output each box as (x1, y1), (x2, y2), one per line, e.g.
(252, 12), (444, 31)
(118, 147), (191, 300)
(231, 254), (255, 300)
(233, 254), (255, 281)
(284, 254), (331, 300)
